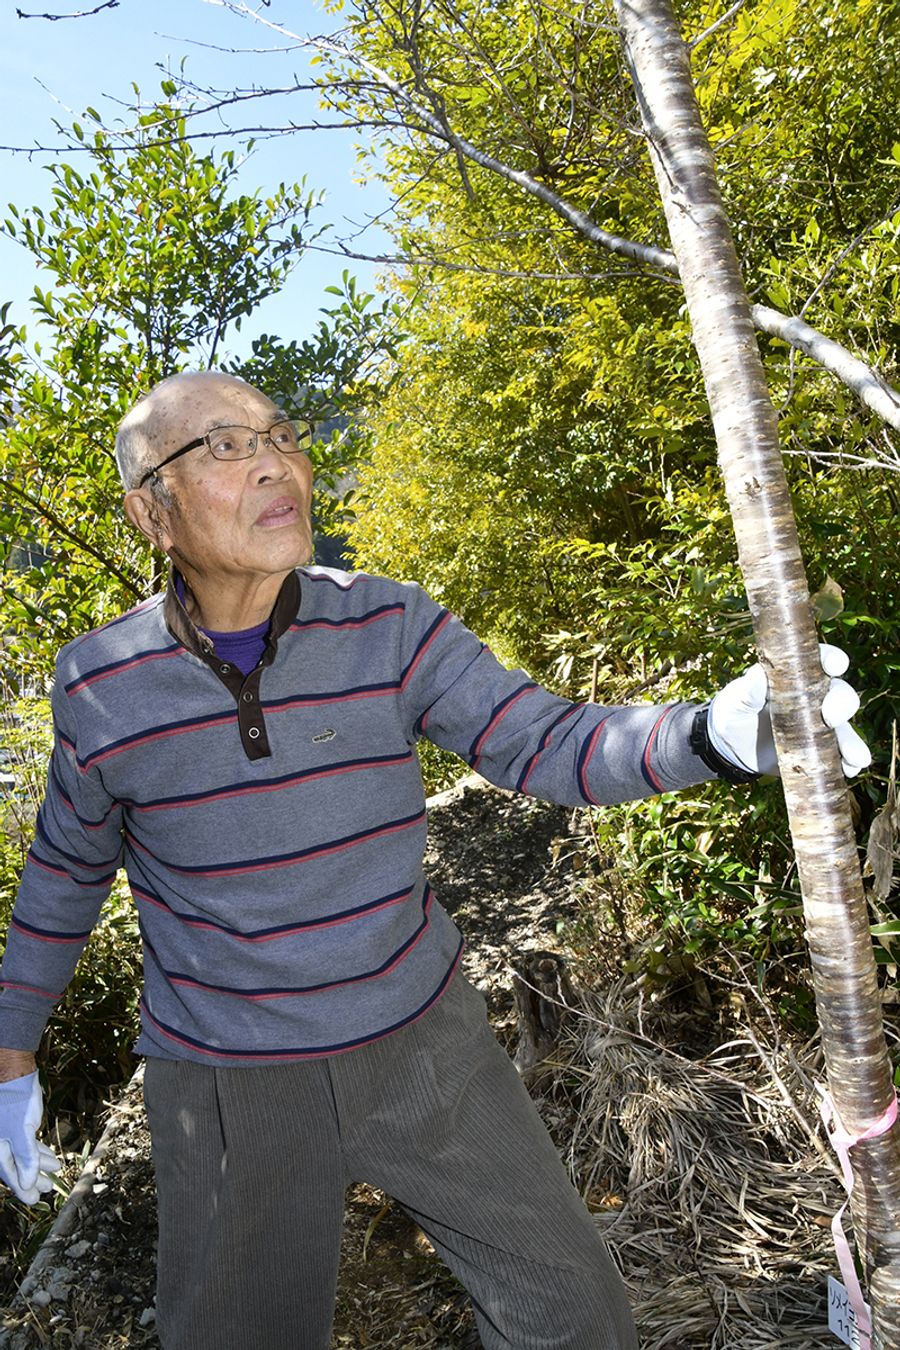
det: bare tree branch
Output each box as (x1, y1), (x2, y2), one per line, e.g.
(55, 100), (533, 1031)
(304, 237), (651, 283)
(0, 119), (400, 155)
(751, 304), (900, 430)
(799, 198), (900, 319)
(16, 0), (118, 18)
(686, 0), (750, 51)
(0, 477), (141, 597)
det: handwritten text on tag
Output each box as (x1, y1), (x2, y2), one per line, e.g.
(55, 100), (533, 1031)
(828, 1275), (871, 1349)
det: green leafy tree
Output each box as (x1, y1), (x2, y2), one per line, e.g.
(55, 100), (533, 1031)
(315, 0), (896, 694)
(0, 89), (403, 681)
(0, 91), (316, 678)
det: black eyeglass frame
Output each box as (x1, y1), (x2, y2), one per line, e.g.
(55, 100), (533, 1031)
(137, 418), (314, 488)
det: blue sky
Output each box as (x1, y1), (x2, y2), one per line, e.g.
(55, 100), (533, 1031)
(0, 0), (391, 359)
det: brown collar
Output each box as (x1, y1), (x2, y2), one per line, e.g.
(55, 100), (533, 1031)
(162, 569), (302, 761)
(163, 568), (301, 658)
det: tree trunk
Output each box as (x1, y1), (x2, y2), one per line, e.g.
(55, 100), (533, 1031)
(611, 0), (900, 1343)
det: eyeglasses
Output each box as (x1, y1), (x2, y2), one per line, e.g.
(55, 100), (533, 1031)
(138, 418), (314, 487)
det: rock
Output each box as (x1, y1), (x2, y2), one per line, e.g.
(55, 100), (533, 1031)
(139, 1306), (156, 1327)
(66, 1240), (91, 1260)
(30, 1290), (51, 1308)
(47, 1281), (70, 1303)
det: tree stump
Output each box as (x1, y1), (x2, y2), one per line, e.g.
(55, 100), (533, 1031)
(511, 950), (573, 1086)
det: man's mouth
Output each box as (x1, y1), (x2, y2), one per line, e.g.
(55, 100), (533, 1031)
(256, 497), (301, 527)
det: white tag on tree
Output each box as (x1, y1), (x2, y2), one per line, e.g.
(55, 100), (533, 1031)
(828, 1276), (870, 1348)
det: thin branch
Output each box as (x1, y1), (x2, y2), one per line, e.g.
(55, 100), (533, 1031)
(156, 33), (299, 56)
(752, 303), (900, 432)
(16, 0), (118, 17)
(0, 119), (399, 155)
(0, 478), (142, 597)
(782, 445), (900, 473)
(304, 238), (653, 284)
(800, 198), (900, 320)
(686, 0), (750, 51)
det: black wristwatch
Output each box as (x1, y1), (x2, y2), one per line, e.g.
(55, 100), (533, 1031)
(690, 705), (760, 785)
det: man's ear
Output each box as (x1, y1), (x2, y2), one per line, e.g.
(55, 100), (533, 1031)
(124, 486), (173, 553)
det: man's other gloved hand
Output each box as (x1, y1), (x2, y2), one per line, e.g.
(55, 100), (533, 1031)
(708, 644), (872, 778)
(0, 1071), (62, 1205)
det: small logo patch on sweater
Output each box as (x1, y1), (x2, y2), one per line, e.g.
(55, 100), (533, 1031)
(312, 728), (337, 744)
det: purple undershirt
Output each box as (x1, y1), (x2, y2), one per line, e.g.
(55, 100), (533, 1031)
(175, 573), (270, 677)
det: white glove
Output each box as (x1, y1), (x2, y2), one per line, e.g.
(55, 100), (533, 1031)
(0, 1071), (62, 1205)
(708, 644), (871, 778)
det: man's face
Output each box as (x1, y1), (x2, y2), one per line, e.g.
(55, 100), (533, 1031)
(126, 377), (315, 591)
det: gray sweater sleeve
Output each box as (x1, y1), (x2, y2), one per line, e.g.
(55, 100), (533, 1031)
(396, 582), (714, 807)
(0, 663), (124, 1049)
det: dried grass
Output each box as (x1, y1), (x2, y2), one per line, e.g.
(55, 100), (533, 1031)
(546, 972), (844, 1349)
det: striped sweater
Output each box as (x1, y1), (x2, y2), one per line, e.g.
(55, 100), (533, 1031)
(0, 567), (713, 1064)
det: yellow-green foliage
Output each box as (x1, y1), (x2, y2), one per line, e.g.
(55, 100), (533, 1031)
(335, 0), (900, 957)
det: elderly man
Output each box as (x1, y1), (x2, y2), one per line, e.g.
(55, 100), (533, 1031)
(0, 372), (868, 1350)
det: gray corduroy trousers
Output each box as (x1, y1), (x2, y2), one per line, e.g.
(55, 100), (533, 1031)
(142, 972), (638, 1350)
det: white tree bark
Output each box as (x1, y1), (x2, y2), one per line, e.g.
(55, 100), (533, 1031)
(611, 0), (900, 1343)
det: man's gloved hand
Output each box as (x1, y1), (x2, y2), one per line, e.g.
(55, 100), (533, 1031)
(0, 1071), (62, 1205)
(708, 643), (871, 778)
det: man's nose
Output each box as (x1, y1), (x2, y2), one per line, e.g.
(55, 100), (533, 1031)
(252, 435), (291, 478)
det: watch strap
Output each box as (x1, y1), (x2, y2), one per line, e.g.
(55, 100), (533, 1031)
(690, 705), (760, 785)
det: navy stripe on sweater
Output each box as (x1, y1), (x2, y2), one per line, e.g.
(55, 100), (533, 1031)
(468, 680), (540, 766)
(401, 610), (451, 688)
(11, 914), (94, 944)
(576, 715), (613, 804)
(130, 880), (417, 941)
(262, 682), (399, 713)
(640, 708), (673, 792)
(139, 941), (463, 1061)
(127, 808), (426, 877)
(127, 751), (414, 813)
(26, 849), (117, 890)
(51, 765), (119, 831)
(141, 886), (434, 1000)
(76, 708), (238, 772)
(64, 643), (181, 696)
(76, 685), (403, 772)
(515, 705), (580, 793)
(65, 596), (159, 650)
(290, 603), (404, 632)
(34, 814), (120, 873)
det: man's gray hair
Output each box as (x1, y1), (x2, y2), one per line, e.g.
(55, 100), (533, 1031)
(115, 374), (185, 496)
(115, 400), (158, 494)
